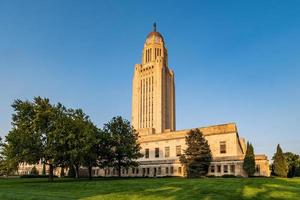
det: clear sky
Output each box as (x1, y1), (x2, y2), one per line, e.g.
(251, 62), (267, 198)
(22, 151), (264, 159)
(0, 0), (299, 159)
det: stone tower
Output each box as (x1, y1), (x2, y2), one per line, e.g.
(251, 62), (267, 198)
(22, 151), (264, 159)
(132, 23), (175, 135)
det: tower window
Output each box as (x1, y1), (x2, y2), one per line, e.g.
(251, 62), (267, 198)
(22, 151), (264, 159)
(220, 141), (226, 154)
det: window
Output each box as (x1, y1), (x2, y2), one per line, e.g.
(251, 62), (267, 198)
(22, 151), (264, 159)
(136, 168), (139, 174)
(122, 168), (125, 174)
(256, 165), (260, 173)
(165, 147), (170, 157)
(211, 165), (215, 173)
(220, 141), (226, 154)
(145, 148), (149, 158)
(178, 167), (182, 174)
(155, 148), (159, 158)
(147, 168), (150, 175)
(217, 165), (221, 173)
(142, 168), (146, 176)
(170, 166), (174, 174)
(223, 165), (228, 173)
(166, 167), (169, 174)
(132, 168), (135, 174)
(158, 167), (161, 175)
(176, 145), (181, 156)
(230, 165), (235, 173)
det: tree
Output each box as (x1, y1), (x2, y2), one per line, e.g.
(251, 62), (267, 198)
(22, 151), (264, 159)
(80, 119), (101, 179)
(283, 152), (300, 178)
(30, 166), (39, 175)
(103, 116), (143, 177)
(243, 142), (256, 177)
(5, 97), (71, 181)
(273, 144), (288, 177)
(180, 129), (212, 178)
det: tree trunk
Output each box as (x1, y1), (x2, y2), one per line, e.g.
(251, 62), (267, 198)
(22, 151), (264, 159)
(88, 165), (92, 180)
(60, 166), (65, 178)
(118, 165), (121, 177)
(48, 164), (54, 182)
(74, 164), (79, 179)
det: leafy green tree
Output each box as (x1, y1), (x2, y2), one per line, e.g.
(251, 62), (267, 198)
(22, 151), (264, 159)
(103, 116), (143, 177)
(273, 144), (288, 177)
(283, 152), (300, 178)
(180, 129), (212, 178)
(30, 166), (39, 175)
(67, 165), (76, 178)
(243, 142), (256, 177)
(5, 97), (71, 181)
(80, 119), (100, 179)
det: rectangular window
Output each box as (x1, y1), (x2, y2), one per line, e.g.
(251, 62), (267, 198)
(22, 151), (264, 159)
(158, 167), (161, 175)
(145, 148), (149, 158)
(223, 165), (228, 173)
(155, 148), (159, 158)
(256, 165), (260, 173)
(176, 145), (181, 156)
(165, 147), (170, 157)
(142, 168), (146, 176)
(132, 168), (135, 174)
(170, 166), (174, 174)
(136, 168), (139, 174)
(230, 165), (235, 173)
(178, 167), (182, 174)
(211, 165), (215, 173)
(147, 168), (150, 175)
(166, 167), (169, 174)
(220, 141), (226, 154)
(217, 165), (221, 173)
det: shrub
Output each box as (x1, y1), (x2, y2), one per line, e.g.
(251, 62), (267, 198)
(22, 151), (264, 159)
(222, 174), (236, 178)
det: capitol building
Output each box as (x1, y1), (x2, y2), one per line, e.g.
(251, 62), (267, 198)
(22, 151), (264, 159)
(130, 24), (270, 177)
(18, 24), (270, 177)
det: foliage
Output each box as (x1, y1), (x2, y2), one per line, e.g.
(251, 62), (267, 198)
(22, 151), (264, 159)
(3, 97), (142, 180)
(67, 166), (76, 178)
(20, 175), (58, 178)
(283, 152), (300, 178)
(30, 166), (39, 175)
(102, 116), (143, 177)
(243, 142), (256, 177)
(273, 144), (288, 177)
(180, 128), (212, 178)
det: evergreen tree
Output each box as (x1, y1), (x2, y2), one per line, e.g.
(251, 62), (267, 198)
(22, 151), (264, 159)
(243, 142), (256, 177)
(273, 144), (288, 177)
(283, 152), (300, 178)
(103, 116), (143, 177)
(180, 129), (212, 178)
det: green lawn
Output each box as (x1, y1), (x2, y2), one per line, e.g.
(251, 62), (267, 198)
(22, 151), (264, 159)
(0, 177), (300, 200)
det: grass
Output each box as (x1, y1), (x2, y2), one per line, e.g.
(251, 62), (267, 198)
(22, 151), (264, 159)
(0, 177), (300, 200)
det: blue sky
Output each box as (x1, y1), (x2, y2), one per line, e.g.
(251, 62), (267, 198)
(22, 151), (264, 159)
(0, 0), (299, 159)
